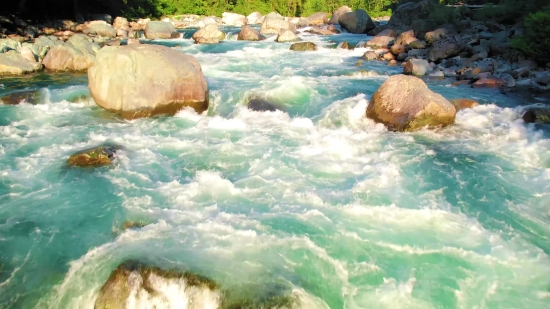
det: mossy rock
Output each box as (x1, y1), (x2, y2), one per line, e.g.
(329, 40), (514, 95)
(289, 42), (317, 52)
(95, 261), (220, 309)
(123, 220), (148, 230)
(522, 108), (550, 124)
(67, 145), (120, 167)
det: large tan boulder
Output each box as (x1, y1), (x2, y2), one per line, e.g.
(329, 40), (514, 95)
(338, 9), (375, 34)
(329, 6), (352, 24)
(276, 29), (299, 42)
(260, 18), (296, 35)
(366, 29), (396, 48)
(88, 44), (209, 119)
(222, 12), (246, 26)
(366, 75), (456, 131)
(113, 17), (129, 31)
(306, 12), (328, 26)
(395, 30), (418, 46)
(192, 24), (225, 44)
(144, 21), (179, 39)
(238, 25), (265, 41)
(42, 34), (99, 72)
(247, 12), (263, 24)
(0, 52), (42, 75)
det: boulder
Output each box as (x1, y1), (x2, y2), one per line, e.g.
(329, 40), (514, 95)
(307, 12), (328, 26)
(0, 52), (42, 75)
(247, 12), (263, 25)
(34, 36), (63, 48)
(289, 42), (317, 51)
(366, 29), (396, 48)
(408, 40), (426, 49)
(260, 18), (296, 35)
(192, 24), (225, 44)
(88, 44), (208, 119)
(0, 89), (43, 104)
(381, 52), (394, 61)
(113, 17), (129, 31)
(264, 12), (284, 20)
(472, 78), (504, 88)
(428, 36), (464, 62)
(237, 25), (265, 41)
(276, 29), (299, 43)
(389, 0), (436, 27)
(395, 30), (417, 46)
(451, 99), (479, 111)
(363, 51), (379, 60)
(522, 108), (550, 124)
(390, 44), (406, 56)
(338, 10), (375, 34)
(42, 34), (99, 72)
(403, 59), (432, 76)
(0, 39), (20, 53)
(127, 38), (141, 45)
(20, 45), (38, 62)
(222, 12), (246, 26)
(366, 74), (456, 131)
(84, 22), (116, 37)
(144, 21), (179, 39)
(329, 6), (352, 24)
(307, 26), (334, 35)
(337, 41), (349, 49)
(425, 27), (454, 45)
(67, 146), (119, 167)
(95, 261), (220, 309)
(248, 98), (284, 112)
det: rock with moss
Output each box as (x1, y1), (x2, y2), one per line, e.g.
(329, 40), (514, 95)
(366, 74), (456, 131)
(289, 42), (317, 51)
(522, 108), (550, 124)
(0, 89), (43, 104)
(67, 146), (119, 167)
(95, 261), (221, 309)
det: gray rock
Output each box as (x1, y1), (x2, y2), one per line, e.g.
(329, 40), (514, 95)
(144, 21), (179, 39)
(338, 9), (375, 34)
(403, 58), (432, 76)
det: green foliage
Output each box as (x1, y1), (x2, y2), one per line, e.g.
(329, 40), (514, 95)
(512, 10), (550, 64)
(428, 4), (461, 26)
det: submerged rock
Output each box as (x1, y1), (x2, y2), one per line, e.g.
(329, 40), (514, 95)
(88, 44), (208, 119)
(522, 108), (550, 124)
(42, 34), (99, 72)
(451, 99), (479, 111)
(67, 146), (119, 167)
(144, 21), (179, 39)
(0, 89), (43, 105)
(248, 98), (284, 112)
(289, 42), (317, 51)
(193, 24), (225, 44)
(338, 9), (375, 34)
(238, 25), (265, 41)
(95, 261), (220, 309)
(366, 75), (456, 131)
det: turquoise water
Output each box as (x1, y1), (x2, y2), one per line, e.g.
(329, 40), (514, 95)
(1, 27), (550, 308)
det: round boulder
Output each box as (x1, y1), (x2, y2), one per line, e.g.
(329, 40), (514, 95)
(238, 25), (265, 41)
(366, 75), (456, 131)
(289, 42), (317, 51)
(338, 9), (375, 34)
(192, 24), (225, 44)
(403, 58), (432, 76)
(88, 44), (209, 119)
(144, 21), (179, 39)
(276, 29), (299, 43)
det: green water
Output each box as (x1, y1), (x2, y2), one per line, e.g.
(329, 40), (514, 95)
(1, 27), (550, 309)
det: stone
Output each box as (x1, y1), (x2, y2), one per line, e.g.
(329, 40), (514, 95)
(222, 12), (246, 26)
(329, 6), (352, 24)
(260, 18), (296, 35)
(84, 22), (116, 37)
(362, 51), (379, 60)
(144, 21), (179, 39)
(20, 45), (38, 62)
(0, 52), (42, 75)
(535, 75), (550, 86)
(337, 41), (349, 49)
(500, 73), (515, 87)
(425, 27), (454, 45)
(67, 146), (119, 167)
(289, 42), (317, 51)
(428, 36), (465, 62)
(338, 9), (375, 34)
(264, 12), (284, 21)
(408, 40), (426, 49)
(472, 78), (504, 88)
(381, 52), (394, 61)
(42, 34), (99, 72)
(90, 14), (112, 24)
(126, 38), (140, 45)
(390, 44), (406, 56)
(366, 74), (456, 131)
(95, 261), (220, 309)
(327, 24), (340, 34)
(247, 12), (263, 25)
(451, 99), (479, 111)
(113, 17), (129, 31)
(395, 30), (417, 46)
(307, 26), (334, 36)
(388, 60), (398, 66)
(248, 98), (284, 112)
(408, 49), (428, 58)
(307, 12), (328, 26)
(88, 44), (209, 119)
(237, 25), (265, 41)
(522, 108), (550, 124)
(366, 29), (396, 48)
(452, 80), (471, 86)
(397, 52), (408, 61)
(0, 38), (20, 53)
(403, 58), (432, 76)
(192, 24), (225, 44)
(276, 29), (299, 43)
(0, 90), (43, 104)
